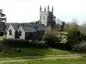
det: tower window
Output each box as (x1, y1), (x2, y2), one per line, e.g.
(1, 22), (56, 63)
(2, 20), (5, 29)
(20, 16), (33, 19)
(40, 16), (42, 20)
(9, 29), (12, 35)
(43, 16), (45, 20)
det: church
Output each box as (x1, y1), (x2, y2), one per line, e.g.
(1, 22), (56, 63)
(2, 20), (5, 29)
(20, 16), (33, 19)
(6, 6), (56, 40)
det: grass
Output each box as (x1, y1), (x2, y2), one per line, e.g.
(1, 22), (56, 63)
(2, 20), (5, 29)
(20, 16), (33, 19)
(0, 39), (72, 57)
(1, 58), (86, 64)
(0, 48), (72, 57)
(0, 34), (86, 64)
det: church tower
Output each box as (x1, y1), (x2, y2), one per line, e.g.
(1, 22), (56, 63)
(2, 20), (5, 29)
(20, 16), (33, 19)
(39, 6), (56, 29)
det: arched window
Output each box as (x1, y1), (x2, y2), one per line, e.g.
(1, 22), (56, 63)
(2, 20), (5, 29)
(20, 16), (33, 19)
(19, 30), (22, 36)
(9, 29), (12, 35)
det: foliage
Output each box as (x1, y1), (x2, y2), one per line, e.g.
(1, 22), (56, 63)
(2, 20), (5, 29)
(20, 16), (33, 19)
(42, 30), (59, 46)
(79, 24), (86, 35)
(2, 39), (48, 48)
(0, 13), (6, 34)
(67, 29), (82, 48)
(56, 19), (65, 31)
(64, 22), (78, 31)
(72, 41), (86, 53)
(61, 21), (65, 31)
(0, 41), (8, 53)
(0, 35), (7, 52)
(67, 22), (86, 51)
(66, 22), (83, 49)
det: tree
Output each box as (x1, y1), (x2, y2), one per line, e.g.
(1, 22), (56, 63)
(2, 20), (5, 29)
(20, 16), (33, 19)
(79, 23), (86, 35)
(56, 19), (65, 31)
(42, 30), (59, 46)
(67, 23), (82, 48)
(61, 21), (65, 31)
(35, 21), (40, 24)
(0, 9), (6, 35)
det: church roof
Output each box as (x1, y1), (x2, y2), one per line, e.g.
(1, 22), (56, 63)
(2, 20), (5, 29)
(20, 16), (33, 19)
(6, 23), (29, 30)
(21, 26), (36, 32)
(11, 23), (22, 30)
(7, 23), (46, 32)
(37, 24), (46, 31)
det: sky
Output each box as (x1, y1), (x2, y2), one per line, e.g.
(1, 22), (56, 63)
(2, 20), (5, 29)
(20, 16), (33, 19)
(0, 0), (86, 25)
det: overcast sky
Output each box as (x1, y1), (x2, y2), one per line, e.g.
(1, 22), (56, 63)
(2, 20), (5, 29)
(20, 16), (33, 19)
(0, 0), (86, 25)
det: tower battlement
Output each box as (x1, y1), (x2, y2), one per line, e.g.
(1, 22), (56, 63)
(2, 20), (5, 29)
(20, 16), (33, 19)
(39, 5), (55, 28)
(40, 5), (54, 13)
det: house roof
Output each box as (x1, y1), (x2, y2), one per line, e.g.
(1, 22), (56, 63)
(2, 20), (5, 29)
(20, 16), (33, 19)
(37, 24), (46, 31)
(21, 26), (36, 32)
(6, 23), (30, 30)
(6, 23), (46, 32)
(11, 23), (21, 30)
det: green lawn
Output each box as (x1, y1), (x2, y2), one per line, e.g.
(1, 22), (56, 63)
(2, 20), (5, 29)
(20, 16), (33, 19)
(1, 58), (86, 64)
(0, 47), (85, 64)
(0, 48), (72, 57)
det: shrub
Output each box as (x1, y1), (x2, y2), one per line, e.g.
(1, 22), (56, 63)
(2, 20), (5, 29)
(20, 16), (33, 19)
(2, 39), (48, 48)
(67, 29), (82, 48)
(67, 26), (86, 50)
(42, 33), (59, 47)
(72, 41), (86, 53)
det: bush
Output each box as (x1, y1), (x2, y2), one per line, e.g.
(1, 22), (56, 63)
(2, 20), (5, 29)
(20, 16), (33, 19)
(72, 41), (86, 53)
(2, 39), (48, 48)
(67, 29), (82, 48)
(67, 27), (86, 50)
(42, 33), (59, 47)
(0, 40), (9, 53)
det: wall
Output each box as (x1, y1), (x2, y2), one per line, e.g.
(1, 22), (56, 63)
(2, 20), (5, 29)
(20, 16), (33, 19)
(18, 26), (25, 39)
(7, 25), (15, 39)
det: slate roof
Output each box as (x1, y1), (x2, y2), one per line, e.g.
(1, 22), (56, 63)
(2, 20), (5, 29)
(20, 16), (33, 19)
(10, 23), (22, 30)
(21, 26), (36, 32)
(6, 23), (29, 30)
(37, 24), (46, 31)
(6, 23), (46, 32)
